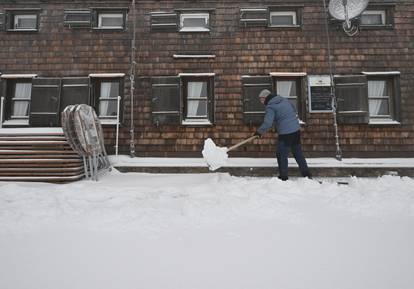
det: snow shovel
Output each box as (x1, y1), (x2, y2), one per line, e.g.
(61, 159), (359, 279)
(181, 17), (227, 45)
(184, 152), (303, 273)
(202, 135), (259, 171)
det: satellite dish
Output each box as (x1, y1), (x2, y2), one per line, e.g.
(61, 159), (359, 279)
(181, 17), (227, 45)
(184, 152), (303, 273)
(328, 0), (369, 36)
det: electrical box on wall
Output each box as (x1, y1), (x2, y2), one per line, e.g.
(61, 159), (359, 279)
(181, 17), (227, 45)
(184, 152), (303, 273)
(308, 75), (333, 113)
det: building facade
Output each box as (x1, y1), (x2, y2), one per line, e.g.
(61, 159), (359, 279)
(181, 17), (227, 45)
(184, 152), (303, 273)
(0, 0), (413, 157)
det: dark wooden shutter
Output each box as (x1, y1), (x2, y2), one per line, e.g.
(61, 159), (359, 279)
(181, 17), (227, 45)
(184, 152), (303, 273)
(150, 12), (178, 31)
(392, 76), (401, 122)
(64, 9), (91, 28)
(151, 76), (181, 125)
(242, 76), (272, 125)
(335, 75), (369, 124)
(0, 78), (4, 123)
(0, 12), (5, 31)
(29, 78), (61, 127)
(240, 8), (269, 27)
(60, 77), (90, 112)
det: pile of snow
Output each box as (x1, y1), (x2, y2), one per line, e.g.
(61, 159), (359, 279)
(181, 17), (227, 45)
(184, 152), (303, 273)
(1, 172), (414, 289)
(202, 138), (228, 170)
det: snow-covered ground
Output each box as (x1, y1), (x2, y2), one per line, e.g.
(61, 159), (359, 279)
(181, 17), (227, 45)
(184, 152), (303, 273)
(1, 170), (414, 289)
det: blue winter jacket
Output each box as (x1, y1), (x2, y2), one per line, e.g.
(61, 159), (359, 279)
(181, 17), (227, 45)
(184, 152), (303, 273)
(257, 94), (300, 135)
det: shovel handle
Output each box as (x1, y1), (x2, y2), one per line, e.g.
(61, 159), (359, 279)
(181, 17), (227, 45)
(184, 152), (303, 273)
(227, 135), (259, 152)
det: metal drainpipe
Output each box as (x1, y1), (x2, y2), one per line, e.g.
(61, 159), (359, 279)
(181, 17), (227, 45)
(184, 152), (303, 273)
(129, 0), (136, 157)
(322, 0), (342, 161)
(0, 97), (4, 128)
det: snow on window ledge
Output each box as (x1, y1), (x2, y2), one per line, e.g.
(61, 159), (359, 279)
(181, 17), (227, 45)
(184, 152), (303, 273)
(99, 119), (119, 125)
(182, 119), (212, 126)
(2, 119), (29, 126)
(179, 27), (210, 32)
(369, 119), (401, 125)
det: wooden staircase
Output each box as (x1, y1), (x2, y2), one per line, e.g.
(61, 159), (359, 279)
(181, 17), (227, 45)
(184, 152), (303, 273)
(0, 129), (85, 182)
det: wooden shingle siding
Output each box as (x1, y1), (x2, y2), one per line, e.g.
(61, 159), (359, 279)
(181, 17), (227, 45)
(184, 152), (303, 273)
(0, 0), (413, 157)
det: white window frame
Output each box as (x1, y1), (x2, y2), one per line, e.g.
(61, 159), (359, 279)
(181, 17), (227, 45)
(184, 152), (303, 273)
(269, 11), (297, 27)
(89, 74), (125, 125)
(363, 72), (400, 125)
(97, 12), (124, 29)
(1, 74), (37, 126)
(179, 73), (214, 126)
(179, 13), (210, 32)
(361, 10), (386, 26)
(13, 14), (37, 30)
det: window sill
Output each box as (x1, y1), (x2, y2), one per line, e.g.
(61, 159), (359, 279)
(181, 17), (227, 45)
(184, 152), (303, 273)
(6, 29), (38, 32)
(99, 119), (119, 125)
(361, 25), (393, 30)
(268, 25), (301, 29)
(179, 28), (210, 33)
(182, 120), (212, 126)
(2, 119), (29, 126)
(92, 27), (125, 31)
(369, 119), (400, 126)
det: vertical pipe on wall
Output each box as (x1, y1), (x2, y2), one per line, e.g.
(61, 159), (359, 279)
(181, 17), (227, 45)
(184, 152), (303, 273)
(0, 97), (4, 128)
(129, 0), (137, 157)
(115, 95), (121, 155)
(322, 0), (342, 161)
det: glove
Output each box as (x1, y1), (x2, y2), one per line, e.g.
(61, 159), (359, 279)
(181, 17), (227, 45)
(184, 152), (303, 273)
(253, 131), (262, 138)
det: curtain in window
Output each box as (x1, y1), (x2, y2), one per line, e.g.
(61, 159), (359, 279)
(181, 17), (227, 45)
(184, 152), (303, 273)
(187, 82), (206, 117)
(277, 81), (294, 96)
(12, 83), (32, 117)
(99, 82), (111, 116)
(368, 80), (386, 116)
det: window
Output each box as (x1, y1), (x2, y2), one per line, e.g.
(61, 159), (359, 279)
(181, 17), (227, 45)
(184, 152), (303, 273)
(182, 77), (213, 124)
(335, 73), (401, 124)
(151, 74), (214, 126)
(11, 82), (32, 118)
(240, 8), (268, 27)
(92, 9), (127, 30)
(179, 13), (210, 32)
(98, 13), (124, 29)
(359, 4), (394, 28)
(1, 75), (36, 126)
(99, 81), (119, 117)
(361, 10), (386, 26)
(64, 9), (92, 28)
(14, 14), (37, 30)
(242, 74), (305, 125)
(367, 75), (400, 123)
(90, 76), (124, 124)
(4, 9), (40, 31)
(272, 73), (306, 120)
(275, 79), (298, 110)
(270, 11), (297, 27)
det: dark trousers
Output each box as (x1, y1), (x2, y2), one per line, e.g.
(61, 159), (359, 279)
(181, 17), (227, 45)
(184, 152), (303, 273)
(276, 130), (310, 179)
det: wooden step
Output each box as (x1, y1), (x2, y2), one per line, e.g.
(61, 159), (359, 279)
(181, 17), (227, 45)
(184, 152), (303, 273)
(0, 140), (69, 146)
(0, 136), (67, 141)
(0, 156), (80, 161)
(0, 166), (84, 172)
(0, 149), (78, 155)
(0, 175), (85, 183)
(0, 129), (85, 182)
(0, 162), (83, 168)
(0, 170), (84, 177)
